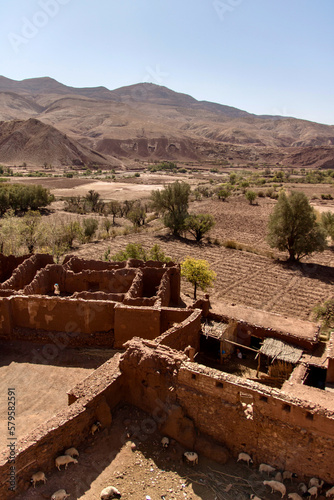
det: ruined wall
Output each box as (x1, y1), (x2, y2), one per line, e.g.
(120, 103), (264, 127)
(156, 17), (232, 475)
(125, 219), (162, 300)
(327, 332), (334, 384)
(208, 311), (319, 350)
(114, 304), (161, 348)
(157, 309), (202, 353)
(0, 254), (53, 291)
(177, 363), (334, 482)
(0, 355), (123, 500)
(119, 338), (334, 483)
(0, 296), (116, 346)
(24, 265), (136, 296)
(63, 255), (126, 272)
(0, 253), (30, 284)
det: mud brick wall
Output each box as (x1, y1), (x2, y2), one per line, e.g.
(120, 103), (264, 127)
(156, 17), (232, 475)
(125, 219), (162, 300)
(0, 356), (123, 500)
(0, 254), (53, 291)
(25, 266), (136, 296)
(208, 311), (319, 350)
(177, 363), (334, 482)
(0, 296), (116, 345)
(156, 268), (171, 306)
(63, 255), (126, 272)
(114, 304), (161, 348)
(0, 253), (30, 284)
(327, 332), (334, 384)
(124, 269), (143, 299)
(157, 309), (202, 353)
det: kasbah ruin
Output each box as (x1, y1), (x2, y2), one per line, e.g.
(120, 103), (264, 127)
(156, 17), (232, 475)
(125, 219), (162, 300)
(0, 251), (333, 499)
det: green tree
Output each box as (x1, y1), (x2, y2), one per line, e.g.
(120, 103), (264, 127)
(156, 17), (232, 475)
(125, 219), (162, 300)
(20, 211), (41, 253)
(181, 257), (216, 299)
(109, 243), (147, 261)
(184, 214), (215, 242)
(126, 201), (146, 227)
(321, 211), (334, 240)
(148, 244), (171, 262)
(108, 200), (121, 225)
(82, 218), (98, 242)
(245, 190), (257, 205)
(151, 181), (190, 236)
(267, 191), (327, 262)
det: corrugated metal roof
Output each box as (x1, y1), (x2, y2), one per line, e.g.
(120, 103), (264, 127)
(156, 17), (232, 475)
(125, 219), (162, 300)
(260, 338), (303, 364)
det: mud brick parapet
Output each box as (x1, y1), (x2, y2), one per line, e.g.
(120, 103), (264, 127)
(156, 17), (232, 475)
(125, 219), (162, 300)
(157, 308), (202, 353)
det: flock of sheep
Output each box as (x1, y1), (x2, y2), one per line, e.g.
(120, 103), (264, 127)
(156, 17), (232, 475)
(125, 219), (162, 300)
(28, 425), (334, 499)
(238, 452), (334, 499)
(30, 421), (121, 500)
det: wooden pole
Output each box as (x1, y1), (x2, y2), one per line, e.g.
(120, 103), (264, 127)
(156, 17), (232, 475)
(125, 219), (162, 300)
(256, 353), (261, 378)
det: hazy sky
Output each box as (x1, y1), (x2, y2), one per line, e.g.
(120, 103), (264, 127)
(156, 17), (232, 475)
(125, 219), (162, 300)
(1, 0), (333, 124)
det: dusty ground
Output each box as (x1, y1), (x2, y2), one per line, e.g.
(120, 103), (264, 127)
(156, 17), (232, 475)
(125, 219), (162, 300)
(13, 404), (317, 500)
(0, 342), (115, 454)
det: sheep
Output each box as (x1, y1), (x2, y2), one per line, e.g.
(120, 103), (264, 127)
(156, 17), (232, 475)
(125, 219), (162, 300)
(275, 472), (283, 482)
(250, 495), (262, 500)
(308, 478), (324, 489)
(307, 486), (319, 499)
(326, 486), (334, 498)
(263, 480), (286, 498)
(100, 485), (122, 499)
(64, 447), (79, 458)
(161, 437), (169, 448)
(283, 470), (298, 482)
(183, 451), (198, 465)
(237, 452), (253, 466)
(259, 463), (276, 475)
(91, 421), (101, 435)
(31, 471), (47, 487)
(55, 455), (78, 471)
(288, 494), (303, 500)
(298, 483), (308, 494)
(51, 490), (70, 500)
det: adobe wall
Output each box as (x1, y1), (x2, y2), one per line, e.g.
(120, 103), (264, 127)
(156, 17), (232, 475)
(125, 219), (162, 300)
(0, 354), (123, 500)
(208, 308), (319, 350)
(24, 265), (136, 295)
(327, 332), (334, 384)
(63, 255), (126, 272)
(119, 338), (334, 483)
(0, 253), (30, 284)
(0, 296), (116, 347)
(157, 308), (202, 353)
(114, 304), (161, 348)
(0, 254), (52, 290)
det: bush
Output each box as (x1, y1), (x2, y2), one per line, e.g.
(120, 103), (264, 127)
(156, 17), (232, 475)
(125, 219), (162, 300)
(82, 218), (98, 242)
(245, 190), (257, 205)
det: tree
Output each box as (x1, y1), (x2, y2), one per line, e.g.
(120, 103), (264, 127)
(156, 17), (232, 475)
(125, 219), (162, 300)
(321, 211), (334, 240)
(150, 181), (190, 236)
(126, 201), (146, 227)
(108, 200), (121, 225)
(82, 218), (98, 242)
(245, 190), (257, 205)
(267, 191), (327, 262)
(184, 214), (215, 242)
(20, 211), (41, 253)
(181, 257), (216, 299)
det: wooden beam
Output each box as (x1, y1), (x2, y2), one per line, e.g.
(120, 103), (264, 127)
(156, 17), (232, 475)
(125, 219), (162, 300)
(222, 338), (260, 353)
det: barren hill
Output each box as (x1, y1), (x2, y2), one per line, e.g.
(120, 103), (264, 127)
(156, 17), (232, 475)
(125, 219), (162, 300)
(0, 118), (119, 167)
(0, 76), (334, 167)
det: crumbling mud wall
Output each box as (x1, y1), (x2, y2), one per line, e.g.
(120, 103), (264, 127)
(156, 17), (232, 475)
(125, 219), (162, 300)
(0, 253), (31, 286)
(157, 308), (202, 353)
(0, 354), (124, 500)
(119, 338), (334, 483)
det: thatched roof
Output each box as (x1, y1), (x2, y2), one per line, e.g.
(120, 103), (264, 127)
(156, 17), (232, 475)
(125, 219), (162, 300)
(202, 320), (229, 340)
(260, 338), (303, 364)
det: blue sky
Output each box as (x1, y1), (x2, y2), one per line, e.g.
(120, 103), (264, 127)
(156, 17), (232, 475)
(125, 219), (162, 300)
(1, 0), (333, 124)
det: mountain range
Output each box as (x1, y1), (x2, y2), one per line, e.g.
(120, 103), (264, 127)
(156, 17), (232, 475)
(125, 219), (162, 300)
(0, 75), (333, 168)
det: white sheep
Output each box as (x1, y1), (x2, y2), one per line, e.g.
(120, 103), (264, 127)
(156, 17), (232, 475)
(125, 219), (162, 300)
(259, 463), (275, 475)
(298, 483), (308, 494)
(51, 490), (70, 500)
(275, 472), (283, 482)
(183, 451), (198, 465)
(250, 495), (262, 500)
(55, 455), (78, 471)
(237, 452), (253, 466)
(283, 470), (298, 482)
(326, 486), (334, 498)
(263, 480), (286, 498)
(161, 436), (169, 448)
(64, 447), (79, 458)
(91, 421), (101, 435)
(31, 471), (47, 487)
(308, 478), (324, 489)
(100, 485), (122, 499)
(307, 486), (319, 499)
(288, 493), (303, 500)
